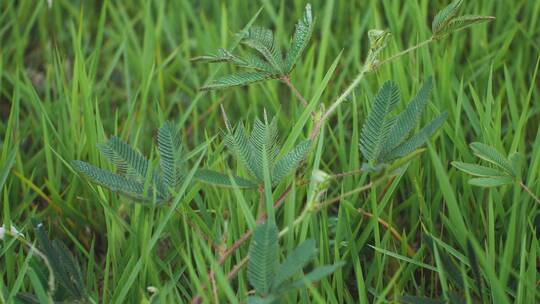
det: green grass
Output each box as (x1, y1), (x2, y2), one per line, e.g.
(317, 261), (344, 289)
(1, 0), (539, 303)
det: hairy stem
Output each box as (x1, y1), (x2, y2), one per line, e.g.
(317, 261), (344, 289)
(280, 75), (309, 108)
(519, 180), (540, 205)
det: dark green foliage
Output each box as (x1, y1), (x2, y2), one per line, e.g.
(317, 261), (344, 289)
(359, 78), (447, 170)
(16, 221), (88, 303)
(247, 222), (343, 303)
(196, 114), (311, 188)
(194, 4), (313, 90)
(73, 122), (185, 203)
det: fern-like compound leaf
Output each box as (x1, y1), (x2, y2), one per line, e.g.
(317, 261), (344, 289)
(158, 122), (183, 189)
(359, 81), (400, 163)
(242, 27), (284, 74)
(72, 160), (160, 202)
(382, 77), (433, 154)
(250, 116), (280, 181)
(469, 142), (517, 176)
(97, 136), (149, 180)
(190, 48), (246, 65)
(271, 239), (316, 290)
(432, 0), (463, 35)
(225, 122), (259, 180)
(248, 222), (279, 296)
(201, 71), (274, 91)
(34, 221), (87, 300)
(194, 169), (258, 189)
(284, 3), (314, 73)
(271, 139), (311, 185)
(437, 15), (495, 36)
(382, 112), (447, 161)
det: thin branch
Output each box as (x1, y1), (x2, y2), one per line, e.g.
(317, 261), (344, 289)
(190, 186), (292, 304)
(356, 208), (415, 257)
(519, 180), (540, 205)
(375, 37), (433, 67)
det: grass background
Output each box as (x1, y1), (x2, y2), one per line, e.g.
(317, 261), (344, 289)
(1, 0), (539, 303)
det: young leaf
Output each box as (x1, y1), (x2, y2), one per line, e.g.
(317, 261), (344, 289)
(271, 139), (311, 185)
(432, 0), (463, 35)
(289, 262), (345, 289)
(271, 239), (316, 290)
(468, 176), (514, 187)
(284, 3), (314, 72)
(248, 222), (279, 295)
(194, 169), (258, 189)
(451, 161), (507, 177)
(469, 142), (516, 176)
(158, 122), (183, 189)
(359, 81), (400, 162)
(437, 15), (495, 36)
(250, 116), (280, 176)
(201, 71), (274, 91)
(382, 112), (448, 161)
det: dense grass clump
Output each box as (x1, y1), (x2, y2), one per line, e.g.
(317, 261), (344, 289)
(1, 0), (539, 303)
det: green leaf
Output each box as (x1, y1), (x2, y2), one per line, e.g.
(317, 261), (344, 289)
(469, 142), (516, 176)
(383, 112), (447, 161)
(72, 160), (160, 202)
(158, 122), (183, 189)
(194, 169), (257, 189)
(359, 81), (400, 162)
(432, 0), (463, 35)
(289, 262), (344, 289)
(437, 15), (495, 36)
(225, 122), (259, 180)
(468, 176), (515, 187)
(382, 77), (433, 154)
(451, 161), (507, 177)
(240, 53), (276, 72)
(97, 136), (149, 180)
(284, 3), (314, 72)
(271, 239), (316, 290)
(271, 139), (311, 185)
(248, 222), (279, 295)
(201, 71), (274, 90)
(242, 27), (284, 73)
